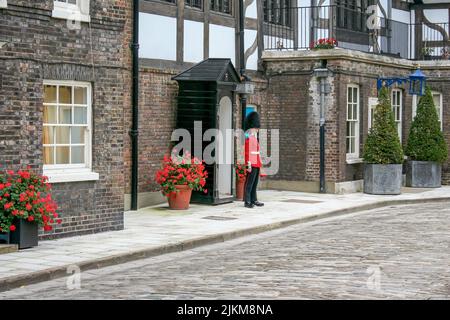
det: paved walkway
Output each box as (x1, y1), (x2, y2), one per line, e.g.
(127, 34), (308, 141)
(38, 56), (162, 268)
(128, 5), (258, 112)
(1, 202), (449, 299)
(0, 187), (449, 291)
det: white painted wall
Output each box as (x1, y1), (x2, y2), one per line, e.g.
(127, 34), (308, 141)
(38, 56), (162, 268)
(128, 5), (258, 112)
(139, 13), (177, 61)
(392, 8), (411, 24)
(209, 24), (236, 66)
(245, 29), (258, 70)
(424, 9), (449, 24)
(246, 1), (257, 19)
(184, 20), (204, 63)
(297, 0), (311, 7)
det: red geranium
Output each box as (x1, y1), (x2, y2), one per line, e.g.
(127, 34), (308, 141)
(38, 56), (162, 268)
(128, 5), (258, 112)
(0, 168), (61, 233)
(235, 163), (247, 181)
(155, 152), (208, 197)
(310, 38), (338, 50)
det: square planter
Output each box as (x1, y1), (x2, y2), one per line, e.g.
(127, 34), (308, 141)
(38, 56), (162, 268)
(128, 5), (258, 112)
(406, 161), (441, 188)
(364, 164), (402, 195)
(0, 232), (10, 244)
(9, 219), (38, 249)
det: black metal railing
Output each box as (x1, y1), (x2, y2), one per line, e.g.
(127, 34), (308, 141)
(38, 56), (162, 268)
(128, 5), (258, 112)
(263, 5), (450, 61)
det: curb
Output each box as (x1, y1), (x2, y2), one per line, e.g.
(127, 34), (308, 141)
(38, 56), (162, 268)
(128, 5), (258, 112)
(1, 196), (449, 292)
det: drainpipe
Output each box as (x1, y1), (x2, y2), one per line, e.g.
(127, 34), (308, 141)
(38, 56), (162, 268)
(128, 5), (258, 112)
(314, 61), (331, 193)
(239, 0), (247, 130)
(130, 0), (140, 211)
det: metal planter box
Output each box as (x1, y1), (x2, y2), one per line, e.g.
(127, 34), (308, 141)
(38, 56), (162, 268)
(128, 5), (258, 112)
(364, 164), (402, 195)
(9, 219), (38, 249)
(406, 161), (441, 188)
(0, 232), (10, 244)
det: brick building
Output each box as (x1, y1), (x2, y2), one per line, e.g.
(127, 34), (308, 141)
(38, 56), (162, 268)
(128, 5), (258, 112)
(0, 0), (132, 238)
(2, 0), (450, 239)
(132, 0), (450, 207)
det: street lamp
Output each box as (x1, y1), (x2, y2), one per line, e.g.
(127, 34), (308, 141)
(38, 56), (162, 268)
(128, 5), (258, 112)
(408, 68), (427, 96)
(377, 66), (427, 96)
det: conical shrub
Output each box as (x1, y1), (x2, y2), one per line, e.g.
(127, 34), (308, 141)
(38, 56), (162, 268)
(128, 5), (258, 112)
(405, 86), (448, 163)
(363, 87), (404, 164)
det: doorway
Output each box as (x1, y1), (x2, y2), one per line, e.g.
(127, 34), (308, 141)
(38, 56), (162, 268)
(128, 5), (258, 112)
(217, 96), (233, 199)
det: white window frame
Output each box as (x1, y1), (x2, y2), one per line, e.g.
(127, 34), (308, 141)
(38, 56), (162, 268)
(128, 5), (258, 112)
(367, 97), (378, 132)
(52, 0), (90, 23)
(0, 0), (7, 9)
(412, 91), (443, 130)
(346, 84), (360, 162)
(43, 80), (98, 183)
(391, 89), (403, 141)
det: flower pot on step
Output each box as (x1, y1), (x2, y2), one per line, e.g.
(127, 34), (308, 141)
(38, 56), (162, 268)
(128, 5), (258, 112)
(168, 185), (193, 210)
(9, 219), (39, 249)
(236, 177), (246, 201)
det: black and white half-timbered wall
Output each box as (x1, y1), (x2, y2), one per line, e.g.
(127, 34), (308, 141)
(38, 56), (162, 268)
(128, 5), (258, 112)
(134, 0), (450, 207)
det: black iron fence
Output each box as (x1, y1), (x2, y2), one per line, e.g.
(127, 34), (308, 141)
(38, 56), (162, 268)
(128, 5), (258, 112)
(264, 5), (450, 61)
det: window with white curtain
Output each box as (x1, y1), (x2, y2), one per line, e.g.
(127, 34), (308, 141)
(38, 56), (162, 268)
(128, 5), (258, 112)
(346, 85), (360, 160)
(0, 0), (7, 9)
(43, 81), (98, 183)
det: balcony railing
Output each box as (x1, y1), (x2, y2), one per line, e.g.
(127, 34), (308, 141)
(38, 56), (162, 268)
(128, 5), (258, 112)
(263, 5), (450, 61)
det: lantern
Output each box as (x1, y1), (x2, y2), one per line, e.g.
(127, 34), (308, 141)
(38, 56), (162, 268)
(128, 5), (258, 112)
(409, 68), (426, 96)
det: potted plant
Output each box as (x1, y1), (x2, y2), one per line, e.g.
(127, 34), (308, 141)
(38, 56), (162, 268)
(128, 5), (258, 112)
(422, 45), (434, 60)
(235, 163), (247, 201)
(310, 38), (338, 50)
(0, 168), (61, 249)
(405, 87), (448, 188)
(155, 153), (208, 210)
(363, 87), (404, 195)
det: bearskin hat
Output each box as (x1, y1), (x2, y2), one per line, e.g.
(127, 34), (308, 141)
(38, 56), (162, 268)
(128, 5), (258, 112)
(245, 111), (261, 130)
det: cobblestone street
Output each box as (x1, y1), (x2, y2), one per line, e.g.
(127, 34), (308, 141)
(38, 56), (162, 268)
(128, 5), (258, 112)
(1, 202), (449, 300)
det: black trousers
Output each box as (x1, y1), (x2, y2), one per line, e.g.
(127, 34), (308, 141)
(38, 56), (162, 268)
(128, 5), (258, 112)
(244, 167), (260, 204)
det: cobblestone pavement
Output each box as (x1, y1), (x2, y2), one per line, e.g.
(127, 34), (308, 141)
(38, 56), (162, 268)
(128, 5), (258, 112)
(1, 202), (449, 300)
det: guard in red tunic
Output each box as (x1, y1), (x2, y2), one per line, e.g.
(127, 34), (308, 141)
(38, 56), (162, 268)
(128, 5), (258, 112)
(244, 111), (264, 208)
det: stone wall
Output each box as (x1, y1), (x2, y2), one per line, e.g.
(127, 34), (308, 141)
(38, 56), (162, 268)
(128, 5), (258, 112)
(0, 0), (132, 238)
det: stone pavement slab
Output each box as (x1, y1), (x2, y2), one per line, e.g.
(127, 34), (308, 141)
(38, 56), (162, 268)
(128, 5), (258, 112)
(0, 187), (449, 292)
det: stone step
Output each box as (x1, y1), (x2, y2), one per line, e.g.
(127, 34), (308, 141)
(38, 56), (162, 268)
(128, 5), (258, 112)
(0, 244), (18, 255)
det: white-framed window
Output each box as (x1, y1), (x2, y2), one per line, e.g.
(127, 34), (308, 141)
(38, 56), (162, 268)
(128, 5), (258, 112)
(43, 80), (98, 183)
(0, 0), (7, 9)
(346, 85), (360, 161)
(391, 89), (403, 141)
(52, 0), (90, 23)
(412, 91), (443, 130)
(367, 97), (378, 132)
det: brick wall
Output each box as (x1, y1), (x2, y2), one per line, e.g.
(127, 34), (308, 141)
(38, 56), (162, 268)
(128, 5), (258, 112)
(124, 67), (179, 195)
(0, 0), (132, 239)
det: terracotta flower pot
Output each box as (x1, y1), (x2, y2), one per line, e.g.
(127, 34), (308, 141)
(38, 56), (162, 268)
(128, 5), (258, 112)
(236, 177), (246, 201)
(168, 185), (193, 210)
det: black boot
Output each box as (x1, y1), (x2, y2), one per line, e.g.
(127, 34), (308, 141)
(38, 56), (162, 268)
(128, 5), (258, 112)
(245, 202), (255, 208)
(253, 201), (264, 207)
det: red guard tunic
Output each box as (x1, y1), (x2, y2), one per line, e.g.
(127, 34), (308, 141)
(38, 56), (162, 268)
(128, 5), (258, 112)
(245, 134), (262, 168)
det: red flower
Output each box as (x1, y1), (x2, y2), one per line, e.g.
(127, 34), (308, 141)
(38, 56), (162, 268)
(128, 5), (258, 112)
(25, 203), (32, 211)
(27, 216), (35, 222)
(9, 225), (16, 232)
(4, 202), (13, 210)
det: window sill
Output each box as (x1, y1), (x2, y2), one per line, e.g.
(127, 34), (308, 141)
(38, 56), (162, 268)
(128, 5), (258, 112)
(52, 8), (90, 23)
(0, 0), (7, 8)
(346, 158), (363, 164)
(44, 171), (99, 184)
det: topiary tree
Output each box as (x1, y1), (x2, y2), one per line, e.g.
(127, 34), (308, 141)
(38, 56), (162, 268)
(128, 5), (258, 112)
(405, 86), (448, 163)
(363, 86), (404, 164)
